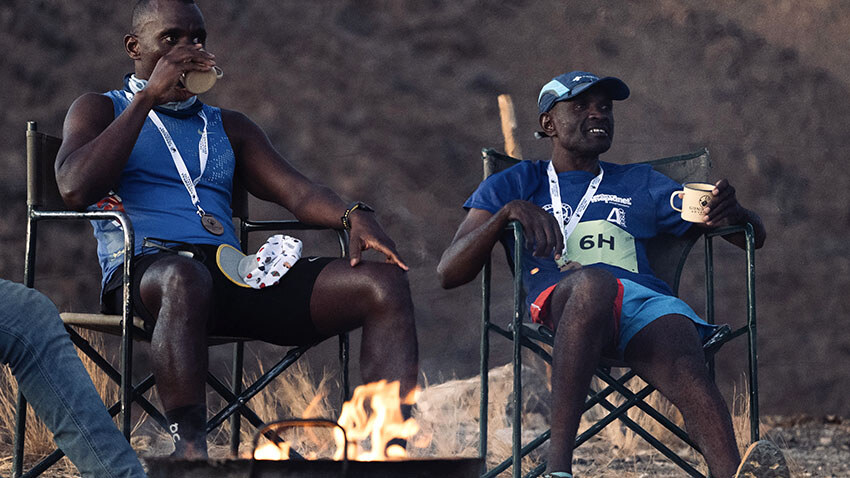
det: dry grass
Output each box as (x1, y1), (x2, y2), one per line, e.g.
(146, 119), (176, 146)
(0, 366), (52, 454)
(223, 359), (339, 458)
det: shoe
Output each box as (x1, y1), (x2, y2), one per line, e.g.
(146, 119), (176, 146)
(734, 440), (790, 478)
(541, 473), (573, 478)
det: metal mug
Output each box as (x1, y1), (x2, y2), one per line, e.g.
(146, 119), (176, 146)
(181, 65), (223, 94)
(670, 182), (715, 223)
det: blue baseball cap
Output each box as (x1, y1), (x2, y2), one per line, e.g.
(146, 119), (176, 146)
(537, 71), (630, 114)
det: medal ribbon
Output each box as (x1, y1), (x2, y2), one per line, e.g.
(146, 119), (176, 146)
(546, 161), (603, 257)
(125, 91), (210, 217)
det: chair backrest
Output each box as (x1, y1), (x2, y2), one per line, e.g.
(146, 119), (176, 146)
(231, 178), (249, 220)
(26, 121), (66, 211)
(27, 121), (253, 222)
(480, 147), (711, 296)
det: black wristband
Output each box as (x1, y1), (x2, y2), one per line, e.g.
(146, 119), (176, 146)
(341, 201), (374, 230)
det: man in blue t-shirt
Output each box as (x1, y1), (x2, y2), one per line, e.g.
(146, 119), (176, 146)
(55, 0), (418, 458)
(438, 71), (772, 478)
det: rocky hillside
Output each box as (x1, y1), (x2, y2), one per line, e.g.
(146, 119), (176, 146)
(1, 0), (849, 416)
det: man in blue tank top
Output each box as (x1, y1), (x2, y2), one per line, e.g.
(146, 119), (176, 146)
(438, 72), (781, 478)
(55, 0), (418, 459)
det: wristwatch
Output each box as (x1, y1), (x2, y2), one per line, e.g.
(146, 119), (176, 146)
(341, 201), (375, 230)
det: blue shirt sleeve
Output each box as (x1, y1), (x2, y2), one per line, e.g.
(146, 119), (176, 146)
(648, 169), (693, 237)
(463, 161), (536, 214)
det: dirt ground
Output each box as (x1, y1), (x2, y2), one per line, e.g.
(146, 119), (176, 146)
(2, 415), (849, 477)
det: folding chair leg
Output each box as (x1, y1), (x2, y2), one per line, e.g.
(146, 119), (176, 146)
(479, 260), (492, 476)
(206, 344), (312, 433)
(206, 372), (268, 432)
(230, 342), (244, 456)
(339, 333), (350, 403)
(596, 394), (705, 478)
(13, 390), (27, 478)
(19, 449), (65, 478)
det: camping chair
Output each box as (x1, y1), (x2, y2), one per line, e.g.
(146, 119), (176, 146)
(477, 147), (759, 478)
(14, 121), (351, 477)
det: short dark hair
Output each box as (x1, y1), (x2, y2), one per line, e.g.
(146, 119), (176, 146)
(131, 0), (196, 33)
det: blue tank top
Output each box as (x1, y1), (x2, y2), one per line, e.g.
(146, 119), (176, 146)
(90, 90), (240, 291)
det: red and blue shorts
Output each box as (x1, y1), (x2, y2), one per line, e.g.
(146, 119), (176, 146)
(530, 278), (715, 358)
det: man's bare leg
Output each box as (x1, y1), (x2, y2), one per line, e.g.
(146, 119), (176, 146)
(308, 260), (419, 399)
(140, 256), (213, 458)
(139, 257), (418, 458)
(545, 268), (619, 474)
(625, 314), (741, 478)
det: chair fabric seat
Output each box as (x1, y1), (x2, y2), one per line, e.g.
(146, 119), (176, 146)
(60, 312), (145, 333)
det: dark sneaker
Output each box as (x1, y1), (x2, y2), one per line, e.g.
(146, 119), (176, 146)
(734, 440), (790, 478)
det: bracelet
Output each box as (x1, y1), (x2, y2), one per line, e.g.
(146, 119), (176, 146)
(341, 201), (374, 230)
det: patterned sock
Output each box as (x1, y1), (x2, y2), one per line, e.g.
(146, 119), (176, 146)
(165, 404), (207, 456)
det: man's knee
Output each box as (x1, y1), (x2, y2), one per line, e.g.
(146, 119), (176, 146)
(360, 263), (413, 311)
(547, 268), (618, 332)
(140, 257), (213, 319)
(562, 268), (618, 297)
(552, 268), (618, 311)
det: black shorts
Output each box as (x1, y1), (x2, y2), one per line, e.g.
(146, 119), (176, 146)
(102, 243), (336, 345)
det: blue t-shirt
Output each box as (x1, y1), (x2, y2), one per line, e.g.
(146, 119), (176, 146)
(90, 90), (241, 290)
(464, 160), (691, 308)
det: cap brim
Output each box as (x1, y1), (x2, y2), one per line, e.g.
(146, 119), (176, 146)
(592, 77), (630, 100)
(216, 244), (253, 288)
(538, 76), (630, 114)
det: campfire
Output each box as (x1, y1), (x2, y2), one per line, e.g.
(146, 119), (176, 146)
(143, 370), (499, 477)
(253, 380), (423, 462)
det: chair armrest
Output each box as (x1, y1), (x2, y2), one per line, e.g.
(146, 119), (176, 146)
(30, 209), (135, 275)
(240, 218), (350, 258)
(241, 218), (340, 232)
(703, 223), (754, 242)
(699, 222), (756, 332)
(27, 208), (137, 340)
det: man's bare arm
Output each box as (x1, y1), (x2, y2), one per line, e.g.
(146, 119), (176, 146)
(437, 201), (564, 289)
(222, 110), (408, 269)
(56, 43), (215, 210)
(55, 91), (158, 210)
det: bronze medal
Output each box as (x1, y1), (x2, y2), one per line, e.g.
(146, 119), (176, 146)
(201, 214), (224, 236)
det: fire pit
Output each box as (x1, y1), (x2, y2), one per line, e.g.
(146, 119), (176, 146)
(145, 456), (483, 478)
(146, 391), (482, 478)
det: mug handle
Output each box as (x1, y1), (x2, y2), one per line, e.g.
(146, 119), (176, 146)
(213, 66), (224, 79)
(669, 190), (684, 212)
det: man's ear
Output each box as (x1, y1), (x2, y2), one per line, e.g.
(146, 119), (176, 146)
(125, 34), (141, 60)
(539, 112), (556, 137)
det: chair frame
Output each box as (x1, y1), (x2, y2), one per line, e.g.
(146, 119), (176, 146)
(13, 121), (351, 477)
(477, 148), (758, 478)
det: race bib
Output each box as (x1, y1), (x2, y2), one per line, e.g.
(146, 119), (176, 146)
(565, 220), (638, 273)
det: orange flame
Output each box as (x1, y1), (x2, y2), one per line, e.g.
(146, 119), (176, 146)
(254, 441), (289, 460)
(333, 380), (419, 461)
(253, 380), (421, 462)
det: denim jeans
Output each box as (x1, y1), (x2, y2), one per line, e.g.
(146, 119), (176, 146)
(0, 279), (146, 478)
